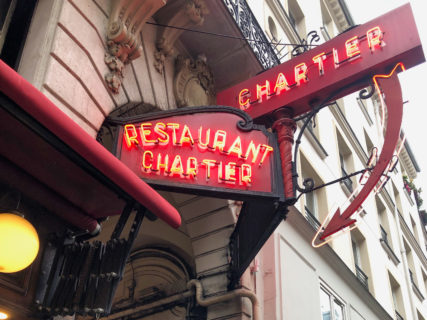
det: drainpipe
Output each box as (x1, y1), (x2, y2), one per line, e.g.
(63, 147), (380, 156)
(106, 279), (261, 320)
(187, 279), (261, 320)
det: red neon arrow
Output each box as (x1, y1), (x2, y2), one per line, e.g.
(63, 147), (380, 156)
(320, 63), (405, 240)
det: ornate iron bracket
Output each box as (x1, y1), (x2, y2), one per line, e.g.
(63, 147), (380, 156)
(291, 104), (325, 197)
(294, 167), (375, 202)
(291, 78), (374, 200)
(359, 83), (376, 100)
(291, 30), (321, 57)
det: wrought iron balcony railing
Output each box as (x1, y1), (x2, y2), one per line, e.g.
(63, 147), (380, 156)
(223, 0), (280, 69)
(355, 264), (369, 290)
(305, 206), (321, 230)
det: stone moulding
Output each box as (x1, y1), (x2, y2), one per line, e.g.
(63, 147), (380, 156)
(173, 54), (215, 107)
(154, 0), (209, 73)
(105, 0), (167, 93)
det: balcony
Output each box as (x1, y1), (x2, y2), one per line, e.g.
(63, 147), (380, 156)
(379, 225), (400, 265)
(355, 264), (369, 290)
(222, 0), (280, 70)
(409, 269), (425, 301)
(178, 0), (274, 90)
(305, 206), (321, 230)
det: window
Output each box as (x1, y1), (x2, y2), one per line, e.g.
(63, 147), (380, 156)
(0, 0), (37, 69)
(337, 130), (355, 194)
(305, 190), (316, 216)
(388, 272), (406, 319)
(307, 115), (320, 139)
(266, 15), (291, 62)
(267, 16), (278, 41)
(410, 215), (421, 244)
(287, 0), (306, 37)
(352, 239), (361, 267)
(358, 98), (374, 126)
(423, 271), (427, 298)
(300, 153), (329, 229)
(340, 153), (353, 192)
(320, 286), (345, 320)
(351, 229), (370, 290)
(320, 0), (334, 40)
(364, 131), (375, 160)
(0, 0), (15, 52)
(377, 195), (400, 264)
(392, 183), (404, 216)
(304, 187), (321, 230)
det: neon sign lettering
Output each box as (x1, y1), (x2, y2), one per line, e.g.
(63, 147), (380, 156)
(236, 27), (385, 111)
(122, 121), (274, 186)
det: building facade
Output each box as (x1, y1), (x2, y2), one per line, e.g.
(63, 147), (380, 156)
(0, 0), (426, 320)
(245, 1), (427, 320)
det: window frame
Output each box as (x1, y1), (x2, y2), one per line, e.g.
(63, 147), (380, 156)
(0, 0), (16, 53)
(0, 0), (38, 69)
(319, 284), (346, 320)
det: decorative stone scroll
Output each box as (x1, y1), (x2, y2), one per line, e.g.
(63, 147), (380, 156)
(105, 0), (167, 93)
(154, 0), (209, 73)
(173, 54), (215, 107)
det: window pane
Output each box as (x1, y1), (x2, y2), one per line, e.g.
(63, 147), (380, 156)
(320, 289), (331, 320)
(352, 240), (361, 266)
(305, 191), (316, 215)
(333, 299), (344, 320)
(0, 0), (12, 31)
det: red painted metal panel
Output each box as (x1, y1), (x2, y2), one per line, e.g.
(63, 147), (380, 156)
(217, 4), (424, 120)
(321, 65), (404, 239)
(0, 60), (181, 229)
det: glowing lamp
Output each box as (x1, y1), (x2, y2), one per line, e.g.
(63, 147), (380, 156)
(0, 311), (8, 319)
(0, 213), (39, 273)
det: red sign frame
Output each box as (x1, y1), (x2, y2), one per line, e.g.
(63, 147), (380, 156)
(111, 106), (284, 202)
(217, 4), (424, 121)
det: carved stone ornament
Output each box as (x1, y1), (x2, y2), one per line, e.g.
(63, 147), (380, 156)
(173, 54), (215, 107)
(154, 0), (209, 73)
(105, 0), (167, 93)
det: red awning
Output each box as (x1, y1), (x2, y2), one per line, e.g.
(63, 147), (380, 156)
(0, 60), (181, 232)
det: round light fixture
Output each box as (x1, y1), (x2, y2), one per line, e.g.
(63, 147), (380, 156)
(0, 311), (8, 319)
(0, 213), (39, 273)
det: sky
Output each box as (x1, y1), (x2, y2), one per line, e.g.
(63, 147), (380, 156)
(346, 0), (427, 204)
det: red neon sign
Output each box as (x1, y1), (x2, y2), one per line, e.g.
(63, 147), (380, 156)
(115, 108), (282, 199)
(217, 4), (424, 121)
(319, 63), (405, 241)
(123, 122), (272, 184)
